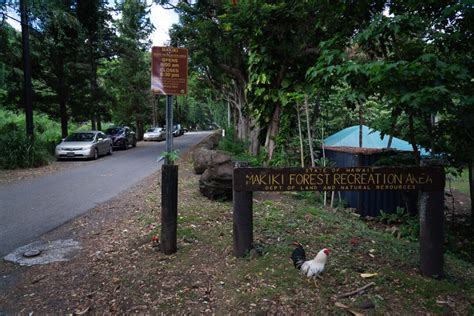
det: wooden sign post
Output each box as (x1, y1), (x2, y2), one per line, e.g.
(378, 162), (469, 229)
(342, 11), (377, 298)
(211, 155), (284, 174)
(151, 46), (188, 255)
(233, 165), (445, 278)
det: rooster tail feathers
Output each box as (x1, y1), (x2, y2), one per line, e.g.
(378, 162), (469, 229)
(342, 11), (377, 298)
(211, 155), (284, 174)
(290, 242), (306, 270)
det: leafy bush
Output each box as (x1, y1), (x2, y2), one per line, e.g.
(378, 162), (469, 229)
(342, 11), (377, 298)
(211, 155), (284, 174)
(0, 123), (50, 169)
(217, 128), (265, 166)
(377, 207), (419, 241)
(0, 109), (67, 169)
(217, 127), (247, 154)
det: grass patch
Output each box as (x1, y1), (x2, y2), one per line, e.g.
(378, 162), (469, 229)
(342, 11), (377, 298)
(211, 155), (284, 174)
(448, 168), (470, 195)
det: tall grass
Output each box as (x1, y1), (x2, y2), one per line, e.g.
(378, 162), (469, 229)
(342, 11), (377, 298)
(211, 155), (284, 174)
(0, 109), (63, 169)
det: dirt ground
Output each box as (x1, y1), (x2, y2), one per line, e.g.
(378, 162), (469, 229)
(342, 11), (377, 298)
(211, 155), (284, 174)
(0, 146), (473, 314)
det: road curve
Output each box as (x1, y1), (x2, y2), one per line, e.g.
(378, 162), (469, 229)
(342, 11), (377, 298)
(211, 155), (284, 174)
(0, 131), (212, 256)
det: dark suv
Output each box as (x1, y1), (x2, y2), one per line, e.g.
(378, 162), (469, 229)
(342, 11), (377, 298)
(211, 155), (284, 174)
(105, 126), (137, 149)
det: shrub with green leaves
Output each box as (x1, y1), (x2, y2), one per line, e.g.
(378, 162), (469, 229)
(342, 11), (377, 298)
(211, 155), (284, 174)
(0, 122), (50, 169)
(217, 127), (246, 154)
(218, 128), (266, 166)
(0, 109), (65, 169)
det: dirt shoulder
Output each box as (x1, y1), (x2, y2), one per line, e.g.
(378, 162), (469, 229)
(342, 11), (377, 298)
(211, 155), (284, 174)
(1, 148), (473, 314)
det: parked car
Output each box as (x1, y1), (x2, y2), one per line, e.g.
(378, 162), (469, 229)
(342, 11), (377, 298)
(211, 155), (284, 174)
(173, 124), (184, 137)
(143, 127), (165, 141)
(55, 131), (112, 160)
(105, 126), (137, 149)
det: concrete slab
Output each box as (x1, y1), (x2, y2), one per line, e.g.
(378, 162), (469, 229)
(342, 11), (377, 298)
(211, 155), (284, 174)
(3, 239), (81, 266)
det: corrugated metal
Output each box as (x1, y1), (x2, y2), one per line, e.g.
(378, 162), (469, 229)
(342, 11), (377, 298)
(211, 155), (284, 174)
(325, 147), (404, 217)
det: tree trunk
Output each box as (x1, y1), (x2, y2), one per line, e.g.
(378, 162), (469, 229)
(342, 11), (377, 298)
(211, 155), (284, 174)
(249, 118), (260, 156)
(227, 98), (231, 127)
(469, 161), (474, 227)
(265, 103), (281, 161)
(89, 40), (98, 132)
(60, 102), (68, 138)
(136, 119), (144, 141)
(58, 59), (68, 138)
(408, 114), (420, 165)
(231, 83), (248, 142)
(304, 95), (315, 167)
(297, 103), (304, 167)
(359, 103), (363, 148)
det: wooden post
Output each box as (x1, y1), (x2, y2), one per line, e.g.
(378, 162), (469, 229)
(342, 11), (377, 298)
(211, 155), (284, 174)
(419, 160), (445, 278)
(233, 162), (253, 257)
(161, 164), (178, 255)
(165, 95), (174, 164)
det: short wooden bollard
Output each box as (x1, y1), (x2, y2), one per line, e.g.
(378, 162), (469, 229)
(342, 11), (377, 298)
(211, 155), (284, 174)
(233, 190), (253, 257)
(419, 161), (445, 278)
(161, 164), (178, 255)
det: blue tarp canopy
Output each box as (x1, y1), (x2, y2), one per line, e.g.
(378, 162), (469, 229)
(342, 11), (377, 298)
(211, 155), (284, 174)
(324, 125), (429, 155)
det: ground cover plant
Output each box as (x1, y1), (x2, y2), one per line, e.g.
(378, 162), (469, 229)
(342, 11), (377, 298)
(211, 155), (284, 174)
(1, 150), (472, 314)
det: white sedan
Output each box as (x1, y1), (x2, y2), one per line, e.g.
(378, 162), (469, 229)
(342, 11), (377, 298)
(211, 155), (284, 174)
(143, 127), (165, 141)
(55, 131), (113, 160)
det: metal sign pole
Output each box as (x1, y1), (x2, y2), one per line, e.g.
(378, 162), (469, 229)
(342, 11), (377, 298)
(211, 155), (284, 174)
(165, 95), (173, 164)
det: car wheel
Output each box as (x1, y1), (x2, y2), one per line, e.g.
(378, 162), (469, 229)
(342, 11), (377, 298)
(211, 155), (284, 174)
(123, 140), (128, 150)
(107, 145), (113, 155)
(93, 148), (99, 160)
(132, 137), (137, 147)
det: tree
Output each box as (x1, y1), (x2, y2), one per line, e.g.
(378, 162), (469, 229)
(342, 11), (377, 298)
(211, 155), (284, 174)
(76, 0), (116, 130)
(112, 0), (154, 139)
(32, 1), (85, 137)
(169, 1), (254, 148)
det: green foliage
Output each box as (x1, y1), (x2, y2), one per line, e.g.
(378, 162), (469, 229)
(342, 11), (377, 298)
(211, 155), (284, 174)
(218, 127), (265, 166)
(377, 207), (419, 241)
(0, 108), (96, 169)
(447, 167), (470, 195)
(373, 153), (417, 166)
(377, 207), (410, 225)
(162, 150), (180, 163)
(217, 128), (246, 154)
(0, 121), (50, 169)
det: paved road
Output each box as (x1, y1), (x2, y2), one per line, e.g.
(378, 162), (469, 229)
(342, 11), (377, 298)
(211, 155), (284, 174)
(0, 131), (211, 257)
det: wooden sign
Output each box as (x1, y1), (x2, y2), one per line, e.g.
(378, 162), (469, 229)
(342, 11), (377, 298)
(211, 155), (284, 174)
(151, 46), (188, 95)
(233, 166), (445, 192)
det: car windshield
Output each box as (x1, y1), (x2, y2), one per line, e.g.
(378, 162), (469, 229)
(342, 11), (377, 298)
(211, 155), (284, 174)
(106, 128), (123, 135)
(146, 128), (156, 133)
(65, 133), (95, 142)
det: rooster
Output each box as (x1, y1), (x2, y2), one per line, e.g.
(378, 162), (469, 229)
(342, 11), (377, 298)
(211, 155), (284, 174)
(291, 242), (330, 283)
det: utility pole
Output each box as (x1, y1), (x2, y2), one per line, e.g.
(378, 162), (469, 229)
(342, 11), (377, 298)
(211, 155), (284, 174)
(20, 0), (34, 138)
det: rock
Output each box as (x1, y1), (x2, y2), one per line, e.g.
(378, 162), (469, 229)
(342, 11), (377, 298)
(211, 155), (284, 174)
(192, 131), (226, 174)
(199, 159), (233, 200)
(193, 147), (214, 174)
(193, 130), (233, 200)
(199, 131), (222, 150)
(193, 149), (232, 175)
(356, 299), (375, 309)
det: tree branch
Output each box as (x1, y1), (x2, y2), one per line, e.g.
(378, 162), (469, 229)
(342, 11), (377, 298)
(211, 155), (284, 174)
(336, 282), (376, 299)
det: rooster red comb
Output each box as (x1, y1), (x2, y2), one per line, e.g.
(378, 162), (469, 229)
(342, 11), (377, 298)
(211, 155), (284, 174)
(323, 248), (330, 255)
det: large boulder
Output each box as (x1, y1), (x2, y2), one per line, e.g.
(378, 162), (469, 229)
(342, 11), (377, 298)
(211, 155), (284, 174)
(192, 130), (233, 200)
(193, 148), (232, 175)
(192, 131), (224, 174)
(199, 131), (222, 150)
(193, 147), (214, 174)
(199, 159), (234, 201)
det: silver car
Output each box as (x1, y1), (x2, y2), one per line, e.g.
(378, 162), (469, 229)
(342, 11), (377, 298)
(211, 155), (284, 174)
(143, 127), (165, 141)
(55, 131), (113, 160)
